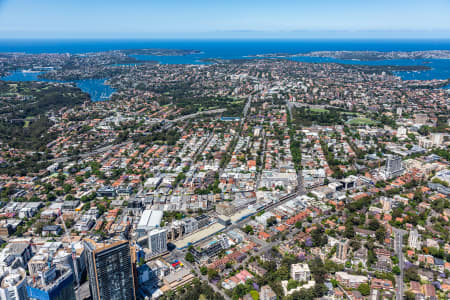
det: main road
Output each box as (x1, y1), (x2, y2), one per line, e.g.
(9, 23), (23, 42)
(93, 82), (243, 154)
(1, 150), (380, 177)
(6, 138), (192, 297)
(163, 108), (227, 130)
(393, 228), (407, 300)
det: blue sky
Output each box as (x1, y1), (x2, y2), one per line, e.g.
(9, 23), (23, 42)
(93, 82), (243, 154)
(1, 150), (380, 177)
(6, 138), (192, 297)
(0, 0), (449, 38)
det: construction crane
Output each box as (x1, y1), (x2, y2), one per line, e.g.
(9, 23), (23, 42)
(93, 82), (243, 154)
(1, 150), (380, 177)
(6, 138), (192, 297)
(58, 208), (81, 300)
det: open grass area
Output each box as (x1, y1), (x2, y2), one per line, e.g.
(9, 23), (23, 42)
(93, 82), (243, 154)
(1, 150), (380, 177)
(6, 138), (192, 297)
(342, 111), (360, 116)
(309, 107), (329, 113)
(347, 117), (377, 125)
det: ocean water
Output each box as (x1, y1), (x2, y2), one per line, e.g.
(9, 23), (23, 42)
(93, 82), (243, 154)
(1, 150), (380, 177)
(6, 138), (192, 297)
(1, 39), (449, 99)
(1, 39), (449, 55)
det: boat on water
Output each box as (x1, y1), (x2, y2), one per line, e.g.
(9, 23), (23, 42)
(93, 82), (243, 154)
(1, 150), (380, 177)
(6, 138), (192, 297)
(21, 69), (41, 73)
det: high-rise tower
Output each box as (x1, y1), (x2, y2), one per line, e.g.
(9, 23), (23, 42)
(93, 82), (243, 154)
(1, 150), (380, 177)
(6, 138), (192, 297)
(83, 239), (136, 300)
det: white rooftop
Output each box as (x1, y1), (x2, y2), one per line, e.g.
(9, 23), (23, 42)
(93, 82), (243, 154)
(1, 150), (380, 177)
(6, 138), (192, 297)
(137, 210), (163, 230)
